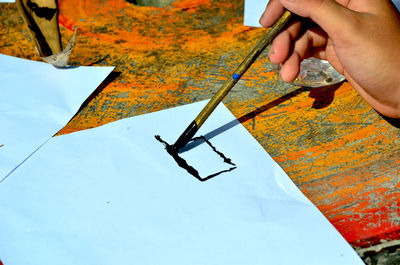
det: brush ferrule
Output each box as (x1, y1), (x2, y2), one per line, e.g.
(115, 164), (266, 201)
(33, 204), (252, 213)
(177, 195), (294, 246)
(172, 121), (199, 151)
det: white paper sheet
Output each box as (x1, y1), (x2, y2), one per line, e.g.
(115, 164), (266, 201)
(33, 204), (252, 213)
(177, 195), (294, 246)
(0, 54), (114, 180)
(244, 0), (400, 27)
(0, 101), (364, 265)
(244, 0), (269, 27)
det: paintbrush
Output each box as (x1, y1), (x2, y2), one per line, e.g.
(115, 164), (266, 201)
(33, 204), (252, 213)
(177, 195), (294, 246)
(172, 10), (293, 151)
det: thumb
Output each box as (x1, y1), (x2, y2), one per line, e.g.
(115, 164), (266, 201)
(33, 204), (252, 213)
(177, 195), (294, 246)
(279, 0), (359, 39)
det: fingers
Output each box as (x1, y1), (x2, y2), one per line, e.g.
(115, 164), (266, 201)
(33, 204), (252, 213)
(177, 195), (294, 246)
(279, 32), (311, 82)
(276, 0), (358, 39)
(279, 51), (302, 82)
(268, 20), (302, 64)
(275, 27), (329, 82)
(260, 0), (354, 82)
(259, 0), (286, 27)
(260, 0), (360, 41)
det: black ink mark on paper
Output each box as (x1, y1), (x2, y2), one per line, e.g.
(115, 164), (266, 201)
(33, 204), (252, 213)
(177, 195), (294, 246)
(155, 135), (236, 182)
(27, 0), (57, 20)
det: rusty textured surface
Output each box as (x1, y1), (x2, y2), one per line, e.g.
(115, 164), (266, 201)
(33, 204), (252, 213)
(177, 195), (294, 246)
(1, 0), (400, 249)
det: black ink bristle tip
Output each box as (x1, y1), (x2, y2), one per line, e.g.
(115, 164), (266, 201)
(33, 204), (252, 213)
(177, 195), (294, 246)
(173, 120), (199, 151)
(167, 145), (179, 154)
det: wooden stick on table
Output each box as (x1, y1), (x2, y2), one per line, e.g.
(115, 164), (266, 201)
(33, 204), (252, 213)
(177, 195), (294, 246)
(16, 0), (62, 57)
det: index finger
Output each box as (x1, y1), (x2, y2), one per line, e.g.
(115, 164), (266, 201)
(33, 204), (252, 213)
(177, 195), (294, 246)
(259, 0), (286, 27)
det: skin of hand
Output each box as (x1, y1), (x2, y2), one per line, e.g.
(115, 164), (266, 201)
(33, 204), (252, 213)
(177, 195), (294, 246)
(259, 0), (400, 118)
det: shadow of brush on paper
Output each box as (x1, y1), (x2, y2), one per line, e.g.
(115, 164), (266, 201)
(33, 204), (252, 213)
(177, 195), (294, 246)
(181, 87), (310, 152)
(154, 84), (341, 181)
(155, 135), (236, 182)
(180, 84), (341, 152)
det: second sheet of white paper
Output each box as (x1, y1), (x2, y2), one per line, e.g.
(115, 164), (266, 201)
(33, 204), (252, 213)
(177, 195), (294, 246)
(0, 100), (364, 265)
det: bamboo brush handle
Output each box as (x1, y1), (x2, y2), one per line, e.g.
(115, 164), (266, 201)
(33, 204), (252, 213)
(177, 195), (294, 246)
(172, 10), (293, 151)
(194, 10), (293, 127)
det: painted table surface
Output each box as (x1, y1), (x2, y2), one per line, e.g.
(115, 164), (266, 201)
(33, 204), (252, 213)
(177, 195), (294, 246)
(1, 0), (399, 249)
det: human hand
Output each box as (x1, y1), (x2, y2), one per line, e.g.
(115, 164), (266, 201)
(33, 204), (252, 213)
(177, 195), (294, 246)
(260, 0), (400, 118)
